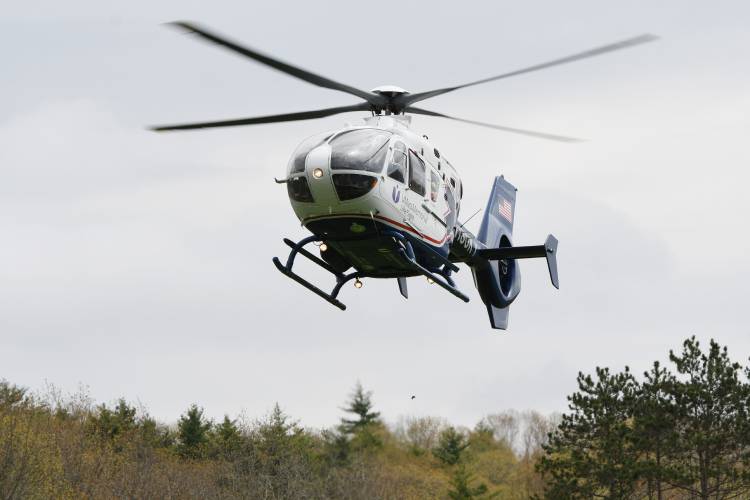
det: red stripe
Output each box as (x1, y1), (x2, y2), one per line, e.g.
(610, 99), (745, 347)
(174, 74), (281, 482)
(374, 215), (448, 245)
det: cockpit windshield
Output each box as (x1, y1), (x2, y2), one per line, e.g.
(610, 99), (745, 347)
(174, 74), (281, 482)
(330, 129), (391, 173)
(288, 131), (333, 174)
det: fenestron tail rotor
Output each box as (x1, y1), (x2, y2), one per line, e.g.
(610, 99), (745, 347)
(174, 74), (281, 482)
(150, 23), (658, 141)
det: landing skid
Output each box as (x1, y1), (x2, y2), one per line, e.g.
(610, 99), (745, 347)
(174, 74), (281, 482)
(272, 232), (469, 310)
(382, 230), (470, 304)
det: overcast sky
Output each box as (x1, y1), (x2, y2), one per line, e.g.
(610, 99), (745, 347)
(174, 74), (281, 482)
(2, 0), (749, 428)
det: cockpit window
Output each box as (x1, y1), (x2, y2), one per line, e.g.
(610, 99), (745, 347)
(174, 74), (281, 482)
(289, 132), (333, 174)
(330, 129), (391, 173)
(387, 141), (407, 183)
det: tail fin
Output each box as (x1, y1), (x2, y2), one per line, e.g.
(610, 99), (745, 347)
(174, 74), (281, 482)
(471, 177), (520, 330)
(470, 177), (559, 331)
(477, 176), (516, 248)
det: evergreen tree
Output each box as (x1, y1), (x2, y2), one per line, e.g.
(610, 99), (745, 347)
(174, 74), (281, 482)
(666, 337), (750, 498)
(633, 361), (679, 500)
(88, 398), (137, 449)
(447, 465), (492, 499)
(212, 415), (243, 458)
(340, 381), (380, 434)
(140, 416), (175, 448)
(537, 366), (640, 499)
(177, 404), (212, 459)
(338, 382), (383, 451)
(0, 380), (27, 408)
(434, 427), (469, 466)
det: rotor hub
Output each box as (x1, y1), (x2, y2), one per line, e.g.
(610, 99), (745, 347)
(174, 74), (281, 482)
(370, 85), (409, 97)
(369, 86), (409, 114)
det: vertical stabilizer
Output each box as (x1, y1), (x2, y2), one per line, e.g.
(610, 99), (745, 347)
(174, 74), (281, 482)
(477, 176), (516, 248)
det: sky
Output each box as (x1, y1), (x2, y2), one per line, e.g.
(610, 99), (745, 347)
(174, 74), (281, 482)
(2, 0), (749, 428)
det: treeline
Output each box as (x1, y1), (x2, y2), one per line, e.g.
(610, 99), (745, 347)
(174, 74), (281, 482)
(0, 380), (552, 499)
(3, 336), (750, 499)
(539, 336), (750, 499)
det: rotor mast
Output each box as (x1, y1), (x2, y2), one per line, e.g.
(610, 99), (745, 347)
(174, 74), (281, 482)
(370, 86), (410, 115)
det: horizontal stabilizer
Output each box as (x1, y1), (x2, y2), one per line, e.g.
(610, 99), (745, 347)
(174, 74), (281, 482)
(475, 234), (559, 289)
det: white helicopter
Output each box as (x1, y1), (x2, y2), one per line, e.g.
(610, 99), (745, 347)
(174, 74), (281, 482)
(152, 22), (656, 329)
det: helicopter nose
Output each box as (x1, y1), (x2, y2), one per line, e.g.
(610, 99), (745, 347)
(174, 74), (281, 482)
(305, 145), (339, 206)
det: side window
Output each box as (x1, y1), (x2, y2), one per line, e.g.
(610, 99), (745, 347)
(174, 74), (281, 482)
(387, 141), (407, 184)
(450, 177), (456, 190)
(408, 150), (426, 197)
(430, 170), (439, 202)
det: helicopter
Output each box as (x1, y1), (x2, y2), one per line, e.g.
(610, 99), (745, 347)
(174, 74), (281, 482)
(152, 22), (657, 330)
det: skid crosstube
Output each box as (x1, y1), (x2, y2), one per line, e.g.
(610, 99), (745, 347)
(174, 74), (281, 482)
(272, 257), (347, 310)
(273, 232), (470, 311)
(272, 235), (363, 311)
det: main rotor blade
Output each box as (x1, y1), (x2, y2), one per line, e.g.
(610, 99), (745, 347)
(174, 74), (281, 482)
(408, 107), (583, 143)
(150, 103), (370, 131)
(396, 34), (658, 108)
(169, 21), (385, 107)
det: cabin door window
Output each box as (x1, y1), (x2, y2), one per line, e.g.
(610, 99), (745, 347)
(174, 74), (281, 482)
(387, 141), (407, 184)
(408, 150), (426, 197)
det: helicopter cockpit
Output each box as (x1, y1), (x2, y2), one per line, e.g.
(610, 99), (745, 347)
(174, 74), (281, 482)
(286, 128), (393, 204)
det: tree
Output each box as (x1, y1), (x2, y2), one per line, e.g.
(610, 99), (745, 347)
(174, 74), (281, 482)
(434, 427), (469, 466)
(632, 361), (679, 500)
(256, 403), (297, 460)
(88, 399), (137, 446)
(340, 381), (380, 434)
(338, 382), (383, 451)
(212, 415), (243, 459)
(537, 366), (641, 499)
(447, 464), (492, 499)
(666, 337), (750, 498)
(0, 380), (27, 408)
(395, 415), (446, 456)
(537, 337), (750, 500)
(177, 404), (211, 459)
(478, 411), (519, 452)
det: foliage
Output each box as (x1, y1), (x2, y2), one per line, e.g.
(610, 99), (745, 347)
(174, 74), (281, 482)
(434, 426), (469, 466)
(177, 404), (212, 459)
(15, 334), (749, 498)
(448, 464), (493, 499)
(538, 336), (750, 499)
(340, 381), (381, 433)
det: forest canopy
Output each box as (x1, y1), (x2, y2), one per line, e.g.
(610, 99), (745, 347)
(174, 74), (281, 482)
(2, 336), (749, 499)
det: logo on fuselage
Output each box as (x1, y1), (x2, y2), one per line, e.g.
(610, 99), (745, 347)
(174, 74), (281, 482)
(392, 186), (401, 203)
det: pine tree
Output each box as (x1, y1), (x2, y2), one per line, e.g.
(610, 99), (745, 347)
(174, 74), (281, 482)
(177, 404), (212, 459)
(339, 382), (383, 451)
(255, 402), (314, 472)
(434, 427), (468, 466)
(633, 361), (679, 500)
(340, 381), (380, 434)
(212, 415), (243, 458)
(537, 366), (640, 498)
(447, 464), (491, 499)
(0, 380), (26, 408)
(666, 337), (750, 498)
(88, 398), (137, 450)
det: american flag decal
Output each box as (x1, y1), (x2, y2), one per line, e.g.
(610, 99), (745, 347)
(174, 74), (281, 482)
(499, 198), (513, 222)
